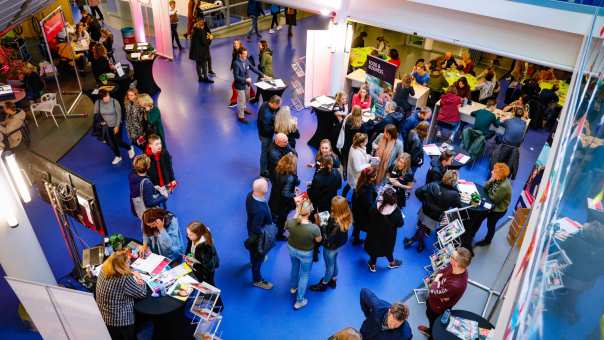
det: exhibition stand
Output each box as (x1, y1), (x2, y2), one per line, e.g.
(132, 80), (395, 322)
(125, 42), (161, 97)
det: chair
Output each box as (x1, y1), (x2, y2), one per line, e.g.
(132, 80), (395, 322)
(29, 93), (67, 127)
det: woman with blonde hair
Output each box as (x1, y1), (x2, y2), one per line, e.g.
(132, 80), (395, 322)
(308, 139), (341, 173)
(333, 91), (348, 121)
(387, 153), (414, 208)
(310, 195), (352, 292)
(268, 153), (300, 240)
(138, 94), (166, 147)
(95, 250), (146, 340)
(341, 105), (367, 171)
(274, 106), (300, 148)
(285, 197), (322, 310)
(372, 124), (404, 183)
(475, 163), (512, 246)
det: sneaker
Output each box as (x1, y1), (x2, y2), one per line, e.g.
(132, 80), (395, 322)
(309, 281), (328, 292)
(289, 287), (297, 294)
(111, 156), (122, 165)
(417, 325), (431, 337)
(127, 147), (135, 159)
(253, 280), (273, 290)
(293, 298), (308, 310)
(388, 259), (402, 269)
(208, 71), (216, 76)
(368, 263), (376, 272)
(277, 25), (282, 31)
(269, 29), (275, 34)
(228, 102), (237, 108)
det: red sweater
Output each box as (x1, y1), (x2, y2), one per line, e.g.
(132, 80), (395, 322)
(438, 93), (461, 124)
(428, 265), (468, 314)
(352, 93), (372, 110)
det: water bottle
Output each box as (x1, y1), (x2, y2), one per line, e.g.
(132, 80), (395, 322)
(441, 309), (451, 325)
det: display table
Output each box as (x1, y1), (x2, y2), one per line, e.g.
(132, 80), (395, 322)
(346, 69), (430, 109)
(0, 88), (26, 107)
(308, 96), (337, 149)
(432, 309), (494, 340)
(254, 79), (287, 102)
(135, 294), (189, 340)
(124, 43), (161, 97)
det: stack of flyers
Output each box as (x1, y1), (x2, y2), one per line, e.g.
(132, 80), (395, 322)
(318, 211), (330, 226)
(553, 217), (583, 241)
(446, 316), (479, 340)
(131, 253), (170, 275)
(437, 220), (465, 247)
(145, 263), (192, 293)
(167, 275), (199, 301)
(454, 153), (471, 164)
(413, 288), (428, 304)
(423, 144), (441, 156)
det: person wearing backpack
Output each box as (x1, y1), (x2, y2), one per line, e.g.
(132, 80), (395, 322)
(94, 89), (135, 165)
(129, 155), (168, 220)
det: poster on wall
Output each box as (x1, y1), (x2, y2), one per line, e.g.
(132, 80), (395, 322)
(365, 55), (397, 114)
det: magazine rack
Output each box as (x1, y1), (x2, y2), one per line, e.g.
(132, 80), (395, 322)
(190, 282), (223, 340)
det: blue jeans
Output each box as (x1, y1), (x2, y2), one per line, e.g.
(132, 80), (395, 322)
(259, 136), (272, 176)
(322, 248), (339, 283)
(247, 16), (260, 37)
(288, 244), (313, 302)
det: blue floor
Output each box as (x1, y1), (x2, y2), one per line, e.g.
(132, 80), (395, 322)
(1, 14), (549, 339)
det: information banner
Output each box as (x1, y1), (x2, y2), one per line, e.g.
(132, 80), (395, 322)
(42, 10), (65, 51)
(365, 55), (397, 113)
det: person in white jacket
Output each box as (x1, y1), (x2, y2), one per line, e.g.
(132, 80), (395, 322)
(345, 132), (371, 197)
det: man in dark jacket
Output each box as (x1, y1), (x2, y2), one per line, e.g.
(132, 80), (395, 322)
(246, 0), (264, 40)
(189, 18), (214, 83)
(425, 150), (454, 184)
(257, 95), (281, 177)
(233, 47), (264, 123)
(267, 133), (297, 180)
(407, 170), (461, 252)
(245, 178), (274, 290)
(360, 288), (413, 340)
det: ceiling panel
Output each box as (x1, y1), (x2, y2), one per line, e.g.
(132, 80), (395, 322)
(0, 0), (53, 36)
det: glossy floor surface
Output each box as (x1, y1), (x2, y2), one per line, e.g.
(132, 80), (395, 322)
(1, 14), (549, 340)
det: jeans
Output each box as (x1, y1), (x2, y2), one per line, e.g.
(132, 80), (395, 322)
(249, 249), (264, 282)
(247, 16), (260, 37)
(171, 23), (182, 48)
(105, 127), (131, 157)
(270, 13), (279, 28)
(322, 248), (339, 282)
(195, 60), (208, 79)
(237, 87), (249, 118)
(288, 244), (313, 302)
(259, 136), (272, 176)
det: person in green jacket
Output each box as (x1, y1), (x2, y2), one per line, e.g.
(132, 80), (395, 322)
(476, 162), (512, 247)
(138, 93), (166, 148)
(470, 99), (500, 139)
(251, 40), (274, 104)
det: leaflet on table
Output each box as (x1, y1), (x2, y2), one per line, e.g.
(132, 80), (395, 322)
(454, 153), (471, 164)
(446, 315), (479, 340)
(272, 79), (286, 88)
(129, 52), (141, 59)
(124, 44), (135, 50)
(131, 253), (170, 275)
(457, 180), (479, 196)
(254, 81), (272, 90)
(145, 263), (192, 292)
(423, 144), (441, 156)
(167, 275), (199, 301)
(312, 95), (335, 107)
(587, 197), (604, 212)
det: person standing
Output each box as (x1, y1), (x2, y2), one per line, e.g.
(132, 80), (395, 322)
(129, 155), (168, 219)
(286, 198), (322, 310)
(269, 4), (281, 33)
(169, 1), (183, 50)
(184, 221), (220, 285)
(189, 18), (214, 83)
(88, 0), (104, 22)
(372, 124), (404, 184)
(95, 250), (146, 340)
(94, 89), (135, 165)
(418, 247), (472, 337)
(141, 208), (185, 262)
(308, 155), (342, 213)
(251, 40), (274, 103)
(258, 95), (281, 177)
(229, 40), (243, 107)
(268, 153), (299, 240)
(437, 86), (462, 142)
(233, 47), (265, 123)
(393, 75), (416, 114)
(365, 188), (403, 272)
(387, 153), (414, 208)
(138, 94), (166, 148)
(475, 163), (512, 247)
(274, 105), (300, 149)
(405, 121), (429, 175)
(267, 133), (297, 180)
(308, 139), (342, 174)
(351, 166), (378, 245)
(309, 196), (351, 292)
(246, 0), (264, 40)
(345, 132), (371, 199)
(245, 178), (274, 289)
(145, 134), (177, 197)
(284, 7), (297, 37)
(359, 288), (413, 340)
(124, 88), (147, 151)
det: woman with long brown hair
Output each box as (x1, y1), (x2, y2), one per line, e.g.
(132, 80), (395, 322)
(184, 221), (220, 285)
(309, 196), (352, 292)
(268, 153), (300, 240)
(141, 208), (184, 261)
(372, 124), (404, 183)
(365, 187), (404, 272)
(341, 106), (367, 172)
(308, 139), (341, 173)
(95, 250), (146, 340)
(308, 155), (342, 213)
(351, 166), (378, 245)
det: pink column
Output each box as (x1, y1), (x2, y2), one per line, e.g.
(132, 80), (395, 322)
(129, 0), (146, 43)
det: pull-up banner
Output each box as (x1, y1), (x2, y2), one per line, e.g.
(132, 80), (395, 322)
(366, 55), (397, 85)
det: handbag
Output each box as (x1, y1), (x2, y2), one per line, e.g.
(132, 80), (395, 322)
(336, 114), (349, 150)
(132, 178), (149, 219)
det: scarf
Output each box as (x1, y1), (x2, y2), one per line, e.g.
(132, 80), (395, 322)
(375, 135), (395, 183)
(146, 146), (165, 186)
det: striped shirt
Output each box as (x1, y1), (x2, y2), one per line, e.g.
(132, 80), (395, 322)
(95, 271), (147, 326)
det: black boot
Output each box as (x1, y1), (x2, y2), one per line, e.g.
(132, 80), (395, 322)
(309, 281), (328, 292)
(327, 278), (337, 289)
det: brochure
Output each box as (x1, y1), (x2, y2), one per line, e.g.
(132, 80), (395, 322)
(145, 263), (192, 293)
(167, 275), (199, 301)
(413, 288), (428, 304)
(446, 315), (479, 340)
(455, 153), (471, 164)
(423, 144), (441, 156)
(553, 217), (582, 241)
(191, 282), (222, 319)
(131, 253), (169, 275)
(437, 219), (465, 247)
